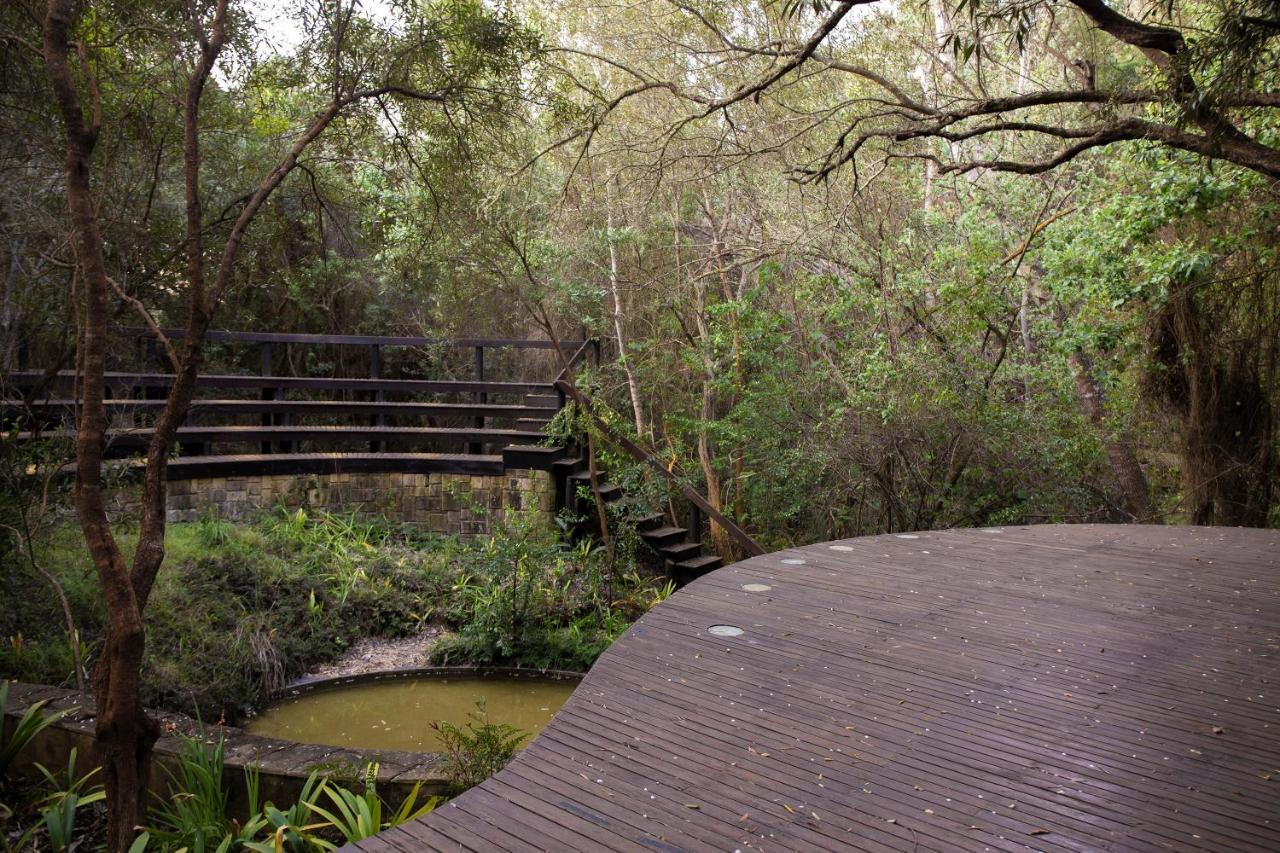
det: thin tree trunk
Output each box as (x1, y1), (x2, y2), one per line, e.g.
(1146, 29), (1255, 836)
(43, 4), (156, 848)
(604, 180), (646, 437)
(1068, 349), (1154, 521)
(1, 239), (23, 372)
(691, 277), (730, 557)
(1052, 302), (1152, 521)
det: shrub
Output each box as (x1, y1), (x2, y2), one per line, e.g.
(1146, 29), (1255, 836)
(431, 702), (527, 795)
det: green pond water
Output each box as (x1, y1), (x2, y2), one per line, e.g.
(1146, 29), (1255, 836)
(246, 676), (578, 753)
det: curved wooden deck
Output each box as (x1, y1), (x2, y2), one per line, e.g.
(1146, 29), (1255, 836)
(354, 525), (1280, 852)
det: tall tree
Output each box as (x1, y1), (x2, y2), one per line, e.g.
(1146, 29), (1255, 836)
(38, 1), (532, 846)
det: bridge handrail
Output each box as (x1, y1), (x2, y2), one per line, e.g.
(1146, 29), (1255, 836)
(115, 326), (585, 350)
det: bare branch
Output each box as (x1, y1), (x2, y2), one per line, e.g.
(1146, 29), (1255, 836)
(106, 277), (179, 371)
(696, 1), (864, 117)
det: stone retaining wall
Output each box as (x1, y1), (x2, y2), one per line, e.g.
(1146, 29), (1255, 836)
(162, 469), (554, 534)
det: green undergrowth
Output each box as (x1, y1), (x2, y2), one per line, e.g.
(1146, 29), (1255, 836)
(1, 505), (664, 724)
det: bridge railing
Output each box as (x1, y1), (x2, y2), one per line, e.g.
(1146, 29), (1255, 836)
(5, 328), (585, 460)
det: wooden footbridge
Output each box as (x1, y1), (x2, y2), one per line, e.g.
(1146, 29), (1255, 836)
(352, 525), (1279, 852)
(3, 327), (724, 581)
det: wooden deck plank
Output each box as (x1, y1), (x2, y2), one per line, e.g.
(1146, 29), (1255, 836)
(351, 525), (1280, 851)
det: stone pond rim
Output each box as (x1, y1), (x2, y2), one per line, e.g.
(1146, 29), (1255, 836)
(271, 664), (586, 699)
(3, 666), (586, 817)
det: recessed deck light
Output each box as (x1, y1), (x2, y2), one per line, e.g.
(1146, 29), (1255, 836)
(781, 558), (806, 565)
(708, 625), (744, 637)
(742, 583), (772, 592)
(829, 545), (854, 551)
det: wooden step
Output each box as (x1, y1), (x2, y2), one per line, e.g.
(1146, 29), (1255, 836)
(640, 525), (687, 548)
(660, 541), (702, 560)
(632, 511), (666, 532)
(501, 444), (566, 470)
(675, 553), (723, 578)
(568, 468), (616, 502)
(551, 456), (584, 473)
(568, 477), (621, 504)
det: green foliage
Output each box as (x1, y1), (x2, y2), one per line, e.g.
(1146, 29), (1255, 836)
(33, 750), (105, 853)
(194, 511), (234, 551)
(305, 764), (437, 846)
(0, 681), (70, 780)
(136, 735), (433, 852)
(431, 702), (527, 795)
(146, 736), (249, 852)
(429, 510), (648, 672)
(241, 771), (328, 853)
(6, 504), (653, 723)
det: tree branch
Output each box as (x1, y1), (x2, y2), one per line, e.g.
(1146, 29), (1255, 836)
(106, 277), (179, 371)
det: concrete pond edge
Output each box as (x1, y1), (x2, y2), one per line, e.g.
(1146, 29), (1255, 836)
(2, 666), (584, 816)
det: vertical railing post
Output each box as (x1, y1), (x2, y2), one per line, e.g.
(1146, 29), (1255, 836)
(470, 345), (485, 454)
(139, 335), (161, 428)
(128, 333), (145, 405)
(260, 342), (274, 454)
(369, 343), (383, 452)
(687, 502), (703, 544)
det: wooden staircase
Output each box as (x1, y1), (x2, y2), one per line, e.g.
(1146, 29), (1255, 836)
(549, 446), (724, 587)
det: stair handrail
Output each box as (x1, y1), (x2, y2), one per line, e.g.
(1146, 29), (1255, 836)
(555, 339), (595, 384)
(553, 378), (765, 558)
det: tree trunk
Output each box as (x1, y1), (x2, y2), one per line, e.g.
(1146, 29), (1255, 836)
(43, 3), (158, 848)
(690, 276), (731, 558)
(1068, 349), (1154, 521)
(1, 238), (22, 373)
(604, 180), (646, 437)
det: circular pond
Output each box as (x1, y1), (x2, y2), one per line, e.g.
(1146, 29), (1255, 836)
(246, 670), (579, 753)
